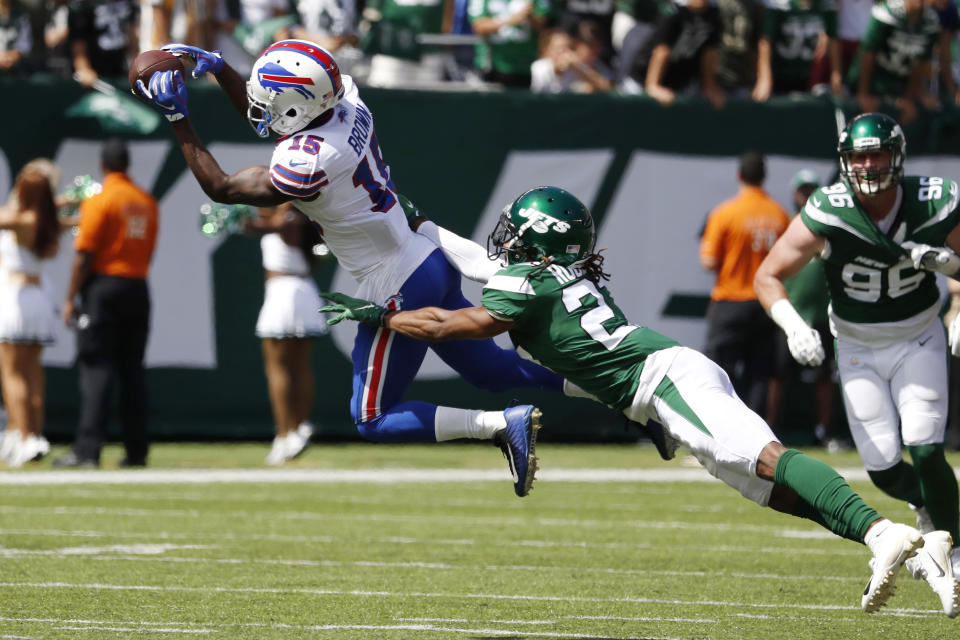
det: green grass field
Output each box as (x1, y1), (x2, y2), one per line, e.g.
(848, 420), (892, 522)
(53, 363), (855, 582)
(2, 442), (959, 639)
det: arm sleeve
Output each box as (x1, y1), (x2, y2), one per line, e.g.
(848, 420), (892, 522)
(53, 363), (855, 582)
(417, 220), (503, 283)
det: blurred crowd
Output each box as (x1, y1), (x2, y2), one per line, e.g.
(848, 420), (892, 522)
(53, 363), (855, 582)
(1, 0), (960, 116)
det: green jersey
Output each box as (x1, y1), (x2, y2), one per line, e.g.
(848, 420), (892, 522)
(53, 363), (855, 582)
(481, 262), (679, 410)
(362, 0), (447, 60)
(847, 0), (940, 95)
(763, 0), (837, 86)
(800, 177), (960, 338)
(468, 0), (552, 74)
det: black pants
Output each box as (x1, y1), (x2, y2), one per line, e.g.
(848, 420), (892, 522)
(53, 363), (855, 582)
(704, 299), (777, 418)
(73, 274), (150, 463)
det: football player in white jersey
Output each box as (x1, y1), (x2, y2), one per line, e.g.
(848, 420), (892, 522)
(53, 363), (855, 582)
(135, 40), (565, 497)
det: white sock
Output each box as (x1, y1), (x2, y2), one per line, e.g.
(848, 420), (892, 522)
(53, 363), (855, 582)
(864, 518), (893, 551)
(563, 379), (599, 401)
(434, 406), (506, 441)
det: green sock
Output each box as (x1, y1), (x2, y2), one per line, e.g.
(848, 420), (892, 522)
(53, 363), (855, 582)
(774, 449), (880, 542)
(867, 460), (925, 506)
(907, 444), (960, 542)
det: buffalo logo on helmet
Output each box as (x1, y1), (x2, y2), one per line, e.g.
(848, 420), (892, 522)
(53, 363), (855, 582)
(257, 62), (316, 99)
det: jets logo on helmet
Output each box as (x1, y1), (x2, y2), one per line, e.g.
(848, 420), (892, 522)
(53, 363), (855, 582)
(246, 39), (345, 138)
(516, 207), (572, 234)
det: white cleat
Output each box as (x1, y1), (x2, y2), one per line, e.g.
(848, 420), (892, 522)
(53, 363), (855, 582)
(910, 503), (935, 534)
(283, 428), (310, 461)
(862, 523), (924, 613)
(905, 531), (960, 618)
(297, 421), (315, 440)
(952, 547), (960, 578)
(265, 435), (288, 466)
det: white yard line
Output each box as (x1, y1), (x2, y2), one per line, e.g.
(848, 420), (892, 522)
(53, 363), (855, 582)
(0, 551), (869, 582)
(0, 467), (880, 486)
(0, 582), (943, 617)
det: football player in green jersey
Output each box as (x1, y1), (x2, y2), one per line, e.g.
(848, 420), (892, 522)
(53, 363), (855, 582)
(321, 185), (930, 614)
(756, 112), (960, 617)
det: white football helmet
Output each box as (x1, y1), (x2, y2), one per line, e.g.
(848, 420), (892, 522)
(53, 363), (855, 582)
(246, 40), (345, 138)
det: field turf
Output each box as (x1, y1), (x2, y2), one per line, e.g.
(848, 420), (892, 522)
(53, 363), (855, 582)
(1, 442), (959, 639)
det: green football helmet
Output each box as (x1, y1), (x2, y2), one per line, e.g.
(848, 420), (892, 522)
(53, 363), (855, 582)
(837, 112), (906, 196)
(487, 186), (596, 266)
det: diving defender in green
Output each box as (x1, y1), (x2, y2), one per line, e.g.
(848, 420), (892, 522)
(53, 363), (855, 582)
(321, 185), (927, 614)
(756, 112), (960, 617)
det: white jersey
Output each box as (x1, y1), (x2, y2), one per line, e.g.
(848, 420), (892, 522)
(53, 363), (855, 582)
(268, 75), (434, 303)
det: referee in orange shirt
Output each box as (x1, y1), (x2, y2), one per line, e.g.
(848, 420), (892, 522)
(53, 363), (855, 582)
(54, 139), (159, 468)
(700, 151), (789, 422)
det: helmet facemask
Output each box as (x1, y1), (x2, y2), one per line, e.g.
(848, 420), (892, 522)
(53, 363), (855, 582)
(837, 113), (906, 197)
(246, 89), (274, 138)
(488, 206), (536, 264)
(839, 146), (904, 196)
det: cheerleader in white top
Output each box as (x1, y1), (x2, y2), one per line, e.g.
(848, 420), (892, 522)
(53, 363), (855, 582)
(0, 165), (62, 467)
(246, 203), (327, 465)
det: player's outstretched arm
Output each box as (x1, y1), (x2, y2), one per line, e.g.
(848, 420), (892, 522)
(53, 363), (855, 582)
(172, 119), (292, 207)
(320, 292), (512, 341)
(755, 216), (824, 311)
(417, 221), (502, 284)
(161, 43), (249, 117)
(384, 305), (512, 342)
(755, 216), (827, 366)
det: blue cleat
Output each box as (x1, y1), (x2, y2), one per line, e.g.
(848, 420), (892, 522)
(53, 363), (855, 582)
(628, 419), (678, 461)
(494, 404), (542, 497)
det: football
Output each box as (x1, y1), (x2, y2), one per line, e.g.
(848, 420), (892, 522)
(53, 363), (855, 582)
(128, 49), (184, 96)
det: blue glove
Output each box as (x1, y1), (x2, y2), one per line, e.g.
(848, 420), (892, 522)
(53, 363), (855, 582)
(161, 43), (224, 78)
(136, 69), (189, 122)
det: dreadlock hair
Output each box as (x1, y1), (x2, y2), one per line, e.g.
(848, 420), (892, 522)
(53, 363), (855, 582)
(524, 249), (610, 286)
(578, 249), (610, 282)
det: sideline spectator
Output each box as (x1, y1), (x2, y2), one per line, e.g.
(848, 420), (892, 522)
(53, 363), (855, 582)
(612, 0), (669, 52)
(0, 0), (32, 74)
(231, 0), (295, 58)
(68, 0), (137, 87)
(282, 0), (359, 51)
(618, 0), (726, 109)
(531, 23), (613, 92)
(929, 0), (959, 105)
(244, 203), (327, 465)
(555, 0), (615, 64)
(0, 161), (62, 467)
(715, 0), (763, 96)
(847, 0), (941, 124)
(363, 0), (452, 86)
(53, 139), (159, 468)
(468, 0), (551, 87)
(766, 169), (845, 448)
(700, 151), (789, 417)
(752, 0), (842, 101)
(44, 0), (72, 75)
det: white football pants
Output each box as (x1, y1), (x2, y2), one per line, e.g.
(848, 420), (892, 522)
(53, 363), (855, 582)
(624, 347), (777, 506)
(836, 318), (948, 471)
